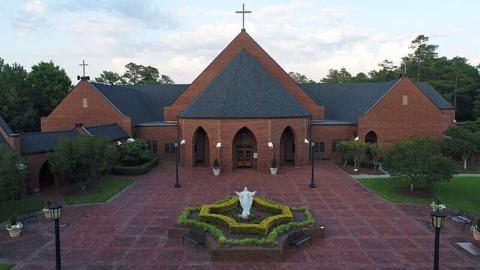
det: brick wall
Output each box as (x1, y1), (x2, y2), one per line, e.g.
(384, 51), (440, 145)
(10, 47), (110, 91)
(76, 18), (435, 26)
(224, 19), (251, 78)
(179, 118), (310, 172)
(311, 124), (356, 160)
(357, 77), (454, 150)
(41, 80), (132, 135)
(164, 31), (324, 121)
(134, 125), (178, 161)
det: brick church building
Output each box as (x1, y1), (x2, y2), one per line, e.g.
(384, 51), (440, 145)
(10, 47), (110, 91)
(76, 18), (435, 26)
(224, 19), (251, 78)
(0, 30), (454, 192)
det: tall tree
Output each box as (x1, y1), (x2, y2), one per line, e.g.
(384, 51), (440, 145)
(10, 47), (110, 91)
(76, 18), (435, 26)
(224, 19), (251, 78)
(368, 60), (400, 82)
(27, 61), (72, 119)
(321, 68), (353, 83)
(123, 62), (144, 85)
(408, 35), (439, 81)
(0, 59), (36, 132)
(288, 72), (315, 83)
(95, 71), (125, 85)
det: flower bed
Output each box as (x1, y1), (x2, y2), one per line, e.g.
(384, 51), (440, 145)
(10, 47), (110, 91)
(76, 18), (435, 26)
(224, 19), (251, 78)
(178, 196), (314, 246)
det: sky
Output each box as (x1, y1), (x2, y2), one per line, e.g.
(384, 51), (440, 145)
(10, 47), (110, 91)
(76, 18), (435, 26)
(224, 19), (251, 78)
(0, 0), (479, 83)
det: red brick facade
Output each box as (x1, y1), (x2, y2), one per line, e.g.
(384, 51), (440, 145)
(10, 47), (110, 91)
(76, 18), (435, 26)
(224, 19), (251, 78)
(0, 31), (455, 192)
(357, 77), (454, 150)
(180, 118), (310, 172)
(41, 80), (132, 135)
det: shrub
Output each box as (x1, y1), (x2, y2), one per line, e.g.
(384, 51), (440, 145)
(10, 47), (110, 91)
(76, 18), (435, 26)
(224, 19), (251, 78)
(177, 205), (314, 247)
(117, 139), (152, 166)
(48, 137), (117, 191)
(112, 158), (158, 175)
(0, 145), (28, 201)
(213, 158), (220, 168)
(384, 137), (456, 191)
(198, 196), (294, 235)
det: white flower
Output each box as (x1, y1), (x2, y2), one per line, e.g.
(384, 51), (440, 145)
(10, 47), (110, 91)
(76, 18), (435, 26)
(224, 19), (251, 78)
(127, 138), (135, 143)
(117, 141), (122, 145)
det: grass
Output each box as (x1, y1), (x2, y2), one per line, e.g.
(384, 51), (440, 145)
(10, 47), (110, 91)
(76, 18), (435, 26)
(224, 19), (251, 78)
(0, 195), (43, 222)
(64, 177), (134, 205)
(0, 264), (14, 270)
(360, 177), (480, 216)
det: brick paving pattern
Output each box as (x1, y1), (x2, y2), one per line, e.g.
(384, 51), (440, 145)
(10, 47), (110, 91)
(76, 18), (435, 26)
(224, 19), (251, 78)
(1, 161), (479, 269)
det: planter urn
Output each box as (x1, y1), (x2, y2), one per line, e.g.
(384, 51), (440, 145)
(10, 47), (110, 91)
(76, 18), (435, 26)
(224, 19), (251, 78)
(213, 168), (221, 176)
(270, 167), (278, 175)
(473, 231), (480, 241)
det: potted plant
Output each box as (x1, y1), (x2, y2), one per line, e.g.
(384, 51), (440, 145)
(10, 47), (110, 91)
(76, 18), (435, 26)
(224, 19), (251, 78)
(5, 215), (22, 238)
(430, 198), (446, 212)
(471, 219), (480, 241)
(270, 158), (278, 175)
(213, 159), (221, 176)
(42, 201), (52, 219)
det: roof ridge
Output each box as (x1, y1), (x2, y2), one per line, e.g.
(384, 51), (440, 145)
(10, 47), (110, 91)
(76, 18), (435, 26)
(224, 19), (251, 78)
(20, 129), (78, 136)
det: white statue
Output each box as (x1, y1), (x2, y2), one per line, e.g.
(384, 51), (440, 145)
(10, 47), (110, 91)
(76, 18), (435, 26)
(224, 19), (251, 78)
(235, 187), (256, 219)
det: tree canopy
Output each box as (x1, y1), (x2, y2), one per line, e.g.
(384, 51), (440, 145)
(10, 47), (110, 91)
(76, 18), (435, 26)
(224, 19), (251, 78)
(383, 137), (455, 191)
(0, 59), (72, 132)
(0, 145), (27, 201)
(95, 62), (174, 85)
(317, 35), (480, 121)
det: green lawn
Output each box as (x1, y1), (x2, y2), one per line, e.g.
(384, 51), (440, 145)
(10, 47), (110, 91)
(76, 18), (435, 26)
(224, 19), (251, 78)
(64, 177), (134, 205)
(0, 264), (14, 270)
(0, 195), (43, 222)
(360, 177), (480, 216)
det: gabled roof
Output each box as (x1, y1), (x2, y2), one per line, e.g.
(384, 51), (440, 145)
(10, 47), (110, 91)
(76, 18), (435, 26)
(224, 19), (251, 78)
(181, 49), (309, 119)
(85, 123), (129, 141)
(300, 80), (453, 123)
(91, 83), (188, 125)
(0, 116), (14, 135)
(20, 130), (81, 154)
(416, 82), (454, 109)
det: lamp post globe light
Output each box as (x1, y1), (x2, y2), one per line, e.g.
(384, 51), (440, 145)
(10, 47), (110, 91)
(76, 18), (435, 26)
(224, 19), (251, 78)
(431, 210), (446, 270)
(49, 201), (63, 270)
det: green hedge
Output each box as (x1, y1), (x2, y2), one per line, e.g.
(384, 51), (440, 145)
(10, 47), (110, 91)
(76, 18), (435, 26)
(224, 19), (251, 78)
(198, 196), (293, 235)
(178, 206), (314, 246)
(112, 158), (158, 175)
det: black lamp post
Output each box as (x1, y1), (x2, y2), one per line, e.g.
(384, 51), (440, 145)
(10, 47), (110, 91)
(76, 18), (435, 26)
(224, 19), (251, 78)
(49, 201), (63, 270)
(431, 210), (446, 270)
(175, 118), (183, 188)
(308, 119), (316, 188)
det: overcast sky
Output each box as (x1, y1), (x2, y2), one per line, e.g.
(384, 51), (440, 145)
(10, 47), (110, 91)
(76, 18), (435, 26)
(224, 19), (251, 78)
(1, 0), (478, 83)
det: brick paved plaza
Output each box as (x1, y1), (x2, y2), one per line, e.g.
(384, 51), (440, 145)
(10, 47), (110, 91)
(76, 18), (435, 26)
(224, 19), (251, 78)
(1, 162), (479, 269)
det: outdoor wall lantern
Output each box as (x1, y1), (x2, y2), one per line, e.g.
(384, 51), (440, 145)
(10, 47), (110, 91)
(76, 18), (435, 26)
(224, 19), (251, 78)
(267, 142), (273, 148)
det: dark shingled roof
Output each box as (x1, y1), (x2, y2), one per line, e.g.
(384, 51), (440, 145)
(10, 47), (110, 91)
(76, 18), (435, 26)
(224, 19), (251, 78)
(0, 116), (14, 135)
(300, 80), (453, 123)
(181, 49), (309, 119)
(91, 83), (189, 125)
(416, 82), (454, 109)
(20, 130), (81, 154)
(85, 123), (128, 141)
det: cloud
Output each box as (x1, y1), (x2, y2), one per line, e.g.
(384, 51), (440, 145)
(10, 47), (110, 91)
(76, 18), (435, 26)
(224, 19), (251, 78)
(11, 0), (49, 35)
(60, 0), (177, 29)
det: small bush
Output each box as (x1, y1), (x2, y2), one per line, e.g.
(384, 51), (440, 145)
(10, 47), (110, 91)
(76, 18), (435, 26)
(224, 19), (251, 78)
(0, 145), (27, 201)
(112, 158), (158, 175)
(271, 158), (278, 168)
(213, 158), (220, 168)
(117, 139), (152, 166)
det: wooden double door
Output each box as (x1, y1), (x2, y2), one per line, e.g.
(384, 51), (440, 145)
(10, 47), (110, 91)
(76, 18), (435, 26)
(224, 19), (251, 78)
(236, 145), (254, 168)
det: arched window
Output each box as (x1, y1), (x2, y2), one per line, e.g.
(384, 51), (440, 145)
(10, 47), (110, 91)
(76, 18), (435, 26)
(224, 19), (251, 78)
(365, 131), (378, 143)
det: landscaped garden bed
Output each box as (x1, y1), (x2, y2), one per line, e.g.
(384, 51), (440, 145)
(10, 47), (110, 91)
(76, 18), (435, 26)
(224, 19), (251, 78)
(0, 195), (43, 222)
(170, 194), (324, 261)
(63, 176), (134, 205)
(112, 158), (158, 175)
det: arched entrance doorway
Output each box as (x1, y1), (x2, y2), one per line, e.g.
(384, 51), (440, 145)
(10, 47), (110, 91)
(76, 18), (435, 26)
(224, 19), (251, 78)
(280, 126), (295, 165)
(39, 161), (55, 192)
(193, 127), (209, 166)
(233, 127), (257, 169)
(365, 131), (378, 143)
